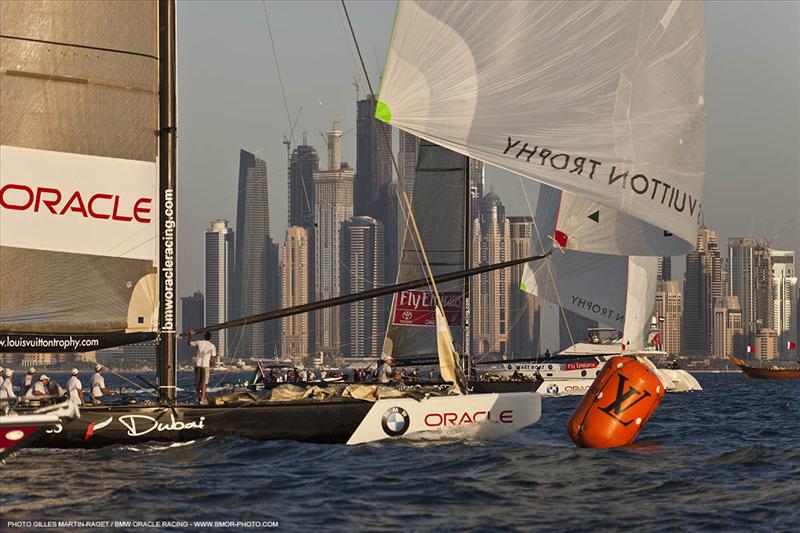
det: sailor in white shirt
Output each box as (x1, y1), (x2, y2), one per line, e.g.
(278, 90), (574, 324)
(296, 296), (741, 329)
(90, 365), (117, 405)
(22, 367), (36, 396)
(66, 368), (85, 406)
(378, 355), (394, 384)
(0, 369), (15, 400)
(187, 330), (217, 404)
(27, 375), (49, 400)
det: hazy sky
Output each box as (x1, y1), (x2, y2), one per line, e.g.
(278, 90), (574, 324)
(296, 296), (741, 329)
(176, 1), (800, 299)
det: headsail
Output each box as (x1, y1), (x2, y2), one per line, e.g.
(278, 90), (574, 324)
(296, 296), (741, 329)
(377, 0), (706, 255)
(0, 1), (160, 350)
(521, 186), (658, 350)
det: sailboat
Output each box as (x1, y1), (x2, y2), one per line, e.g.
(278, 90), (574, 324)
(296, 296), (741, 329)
(727, 355), (800, 380)
(1, 0), (542, 448)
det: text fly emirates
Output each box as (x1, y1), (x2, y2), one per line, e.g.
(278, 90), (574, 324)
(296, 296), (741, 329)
(0, 184), (152, 223)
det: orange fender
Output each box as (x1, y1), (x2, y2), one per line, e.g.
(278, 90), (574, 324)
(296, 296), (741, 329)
(567, 356), (664, 448)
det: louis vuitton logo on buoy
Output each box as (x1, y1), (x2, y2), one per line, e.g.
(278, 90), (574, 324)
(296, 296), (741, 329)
(596, 374), (651, 426)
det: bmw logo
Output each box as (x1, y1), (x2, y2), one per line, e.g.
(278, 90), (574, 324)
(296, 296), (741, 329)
(381, 406), (410, 437)
(546, 383), (560, 394)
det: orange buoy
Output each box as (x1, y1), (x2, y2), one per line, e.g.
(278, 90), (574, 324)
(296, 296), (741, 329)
(567, 356), (664, 448)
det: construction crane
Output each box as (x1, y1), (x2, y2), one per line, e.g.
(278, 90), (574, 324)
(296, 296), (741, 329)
(760, 217), (795, 249)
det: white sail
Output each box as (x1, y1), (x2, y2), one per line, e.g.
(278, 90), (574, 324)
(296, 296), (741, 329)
(377, 0), (706, 255)
(435, 307), (462, 392)
(0, 2), (160, 340)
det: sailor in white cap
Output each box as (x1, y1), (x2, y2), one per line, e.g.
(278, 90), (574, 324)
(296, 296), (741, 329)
(90, 364), (117, 405)
(378, 354), (394, 384)
(27, 374), (50, 399)
(22, 367), (36, 396)
(66, 368), (85, 406)
(0, 369), (15, 400)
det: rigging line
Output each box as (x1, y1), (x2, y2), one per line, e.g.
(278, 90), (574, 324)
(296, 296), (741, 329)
(260, 1), (293, 134)
(340, 0), (446, 316)
(517, 176), (575, 348)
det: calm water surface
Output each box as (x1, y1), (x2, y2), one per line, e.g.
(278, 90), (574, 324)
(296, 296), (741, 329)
(2, 372), (798, 532)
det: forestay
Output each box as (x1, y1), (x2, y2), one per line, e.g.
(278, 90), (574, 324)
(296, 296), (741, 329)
(0, 1), (160, 346)
(377, 0), (706, 255)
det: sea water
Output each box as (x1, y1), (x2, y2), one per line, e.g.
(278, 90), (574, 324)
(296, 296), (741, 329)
(1, 372), (798, 532)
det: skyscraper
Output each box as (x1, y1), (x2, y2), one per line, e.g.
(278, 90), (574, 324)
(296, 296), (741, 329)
(314, 126), (355, 355)
(341, 217), (384, 358)
(729, 237), (772, 342)
(508, 216), (538, 356)
(770, 250), (797, 357)
(473, 192), (510, 356)
(683, 227), (723, 355)
(469, 159), (485, 222)
(654, 280), (682, 355)
(657, 256), (672, 281)
(235, 149), (278, 358)
(281, 226), (310, 361)
(397, 129), (419, 201)
(355, 96), (392, 218)
(205, 219), (234, 358)
(179, 291), (204, 364)
(288, 133), (320, 228)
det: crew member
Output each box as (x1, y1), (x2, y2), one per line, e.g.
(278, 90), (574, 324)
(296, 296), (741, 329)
(47, 374), (65, 400)
(90, 365), (117, 405)
(66, 368), (85, 406)
(0, 369), (15, 400)
(187, 330), (216, 404)
(28, 375), (50, 401)
(22, 367), (36, 395)
(378, 355), (394, 384)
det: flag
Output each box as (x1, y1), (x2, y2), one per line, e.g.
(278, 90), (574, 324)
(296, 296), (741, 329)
(553, 230), (568, 248)
(746, 345), (754, 353)
(788, 341), (797, 350)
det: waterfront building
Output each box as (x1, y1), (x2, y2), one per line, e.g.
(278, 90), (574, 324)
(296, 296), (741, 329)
(281, 226), (310, 361)
(341, 217), (384, 358)
(683, 227), (723, 355)
(473, 192), (510, 356)
(754, 328), (779, 361)
(313, 126), (355, 355)
(712, 296), (744, 358)
(654, 280), (682, 355)
(235, 149), (279, 358)
(205, 219), (234, 358)
(770, 250), (797, 357)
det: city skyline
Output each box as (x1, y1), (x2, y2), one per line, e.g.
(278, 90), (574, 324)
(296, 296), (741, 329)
(176, 1), (799, 301)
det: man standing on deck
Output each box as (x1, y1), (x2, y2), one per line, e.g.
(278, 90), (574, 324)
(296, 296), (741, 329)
(187, 330), (216, 404)
(67, 368), (85, 406)
(0, 369), (15, 400)
(378, 355), (394, 384)
(22, 367), (36, 396)
(90, 365), (117, 405)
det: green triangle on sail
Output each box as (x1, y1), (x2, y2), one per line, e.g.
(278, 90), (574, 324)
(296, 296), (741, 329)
(588, 210), (600, 223)
(375, 100), (392, 124)
(519, 281), (527, 292)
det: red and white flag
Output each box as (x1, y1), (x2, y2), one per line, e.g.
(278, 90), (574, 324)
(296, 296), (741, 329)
(746, 345), (754, 354)
(788, 341), (797, 350)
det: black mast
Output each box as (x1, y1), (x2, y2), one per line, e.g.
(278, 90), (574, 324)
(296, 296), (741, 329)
(157, 0), (178, 403)
(463, 159), (472, 378)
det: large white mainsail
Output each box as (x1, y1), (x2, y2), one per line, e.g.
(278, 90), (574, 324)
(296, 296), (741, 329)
(378, 1), (706, 351)
(0, 1), (160, 348)
(377, 0), (706, 256)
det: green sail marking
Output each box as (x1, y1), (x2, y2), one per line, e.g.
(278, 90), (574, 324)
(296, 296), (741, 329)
(519, 281), (527, 292)
(375, 100), (392, 124)
(588, 210), (600, 223)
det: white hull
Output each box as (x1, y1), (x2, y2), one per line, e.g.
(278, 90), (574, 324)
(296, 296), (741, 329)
(481, 354), (702, 395)
(346, 392), (541, 444)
